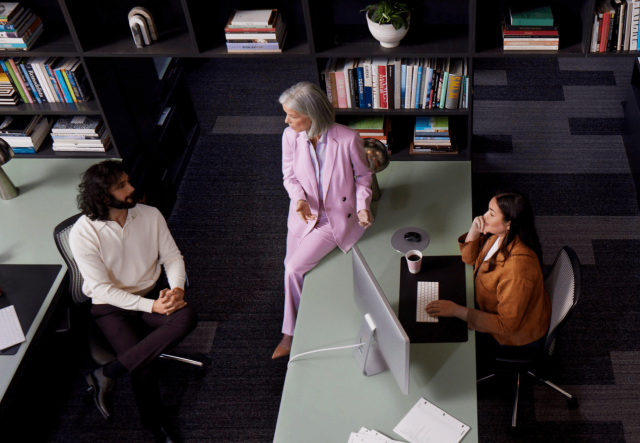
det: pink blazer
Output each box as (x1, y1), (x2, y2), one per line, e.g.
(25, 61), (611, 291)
(282, 123), (373, 252)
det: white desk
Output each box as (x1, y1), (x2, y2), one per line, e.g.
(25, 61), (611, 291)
(274, 161), (477, 442)
(0, 158), (104, 403)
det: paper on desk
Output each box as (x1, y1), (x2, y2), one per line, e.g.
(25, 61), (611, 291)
(393, 398), (471, 443)
(348, 428), (404, 443)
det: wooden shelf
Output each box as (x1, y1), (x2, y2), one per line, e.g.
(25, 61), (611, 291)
(81, 28), (197, 57)
(0, 101), (102, 115)
(316, 25), (469, 58)
(0, 26), (78, 57)
(13, 137), (118, 159)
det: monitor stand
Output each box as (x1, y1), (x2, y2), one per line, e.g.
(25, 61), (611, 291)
(353, 313), (389, 376)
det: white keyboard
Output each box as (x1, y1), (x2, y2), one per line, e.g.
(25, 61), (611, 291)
(416, 281), (439, 323)
(0, 305), (26, 351)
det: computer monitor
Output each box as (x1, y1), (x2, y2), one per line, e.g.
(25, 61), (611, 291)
(352, 245), (410, 395)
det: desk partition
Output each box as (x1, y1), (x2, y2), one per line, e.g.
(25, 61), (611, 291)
(274, 161), (478, 442)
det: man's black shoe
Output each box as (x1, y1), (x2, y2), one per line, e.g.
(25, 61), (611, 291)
(150, 427), (177, 443)
(85, 366), (116, 420)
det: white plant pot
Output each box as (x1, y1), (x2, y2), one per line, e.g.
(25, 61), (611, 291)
(366, 11), (410, 48)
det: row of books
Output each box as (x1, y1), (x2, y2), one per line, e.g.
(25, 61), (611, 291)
(0, 3), (43, 51)
(225, 9), (287, 53)
(321, 58), (469, 110)
(502, 6), (559, 51)
(411, 116), (454, 154)
(0, 57), (92, 105)
(347, 116), (392, 154)
(590, 0), (640, 52)
(0, 114), (110, 153)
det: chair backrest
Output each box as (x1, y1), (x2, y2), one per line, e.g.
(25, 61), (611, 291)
(53, 213), (91, 305)
(542, 246), (581, 356)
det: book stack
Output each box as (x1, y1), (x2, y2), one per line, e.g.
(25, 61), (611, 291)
(0, 57), (92, 104)
(347, 116), (392, 154)
(590, 0), (640, 52)
(51, 115), (110, 152)
(225, 9), (287, 53)
(321, 58), (469, 110)
(0, 71), (17, 104)
(411, 116), (454, 154)
(0, 115), (52, 153)
(502, 6), (559, 51)
(0, 3), (43, 51)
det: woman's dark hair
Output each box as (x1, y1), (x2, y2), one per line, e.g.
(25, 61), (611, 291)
(77, 160), (126, 221)
(487, 192), (543, 271)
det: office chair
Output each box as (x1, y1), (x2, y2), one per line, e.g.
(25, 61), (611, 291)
(53, 213), (205, 404)
(477, 246), (581, 428)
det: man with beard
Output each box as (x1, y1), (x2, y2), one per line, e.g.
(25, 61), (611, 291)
(69, 160), (197, 443)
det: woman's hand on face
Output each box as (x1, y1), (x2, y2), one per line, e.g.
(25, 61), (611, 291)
(357, 209), (373, 229)
(425, 300), (464, 318)
(467, 216), (486, 240)
(296, 200), (317, 224)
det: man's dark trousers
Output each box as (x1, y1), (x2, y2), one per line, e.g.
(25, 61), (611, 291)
(90, 279), (198, 429)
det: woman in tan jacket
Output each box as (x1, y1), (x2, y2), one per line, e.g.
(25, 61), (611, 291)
(426, 192), (551, 348)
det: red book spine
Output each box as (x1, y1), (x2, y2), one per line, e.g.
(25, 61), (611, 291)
(378, 65), (387, 109)
(600, 13), (610, 52)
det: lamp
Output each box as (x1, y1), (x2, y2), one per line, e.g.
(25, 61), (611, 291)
(0, 138), (19, 200)
(362, 138), (390, 201)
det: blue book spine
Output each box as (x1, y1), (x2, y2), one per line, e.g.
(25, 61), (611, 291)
(414, 136), (450, 140)
(19, 63), (41, 103)
(415, 66), (423, 109)
(55, 69), (73, 103)
(400, 64), (406, 109)
(44, 64), (63, 102)
(25, 62), (47, 103)
(356, 66), (365, 108)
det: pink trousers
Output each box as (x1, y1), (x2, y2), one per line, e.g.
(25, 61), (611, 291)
(282, 216), (338, 336)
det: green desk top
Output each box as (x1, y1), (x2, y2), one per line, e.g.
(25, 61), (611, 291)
(0, 158), (105, 402)
(274, 161), (477, 443)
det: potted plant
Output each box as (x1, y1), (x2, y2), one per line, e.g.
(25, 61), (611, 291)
(361, 1), (411, 48)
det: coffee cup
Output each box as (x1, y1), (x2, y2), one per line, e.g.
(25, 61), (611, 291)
(406, 250), (422, 274)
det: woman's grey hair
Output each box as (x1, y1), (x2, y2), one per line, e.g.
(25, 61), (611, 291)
(279, 81), (335, 139)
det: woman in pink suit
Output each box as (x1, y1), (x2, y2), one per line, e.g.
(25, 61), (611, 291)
(273, 82), (374, 359)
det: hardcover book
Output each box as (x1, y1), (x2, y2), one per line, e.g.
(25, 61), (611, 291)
(52, 115), (103, 133)
(509, 6), (554, 26)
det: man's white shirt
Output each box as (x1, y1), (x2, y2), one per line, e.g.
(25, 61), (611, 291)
(69, 204), (186, 313)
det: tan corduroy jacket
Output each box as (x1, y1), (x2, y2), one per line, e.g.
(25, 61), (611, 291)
(459, 232), (551, 346)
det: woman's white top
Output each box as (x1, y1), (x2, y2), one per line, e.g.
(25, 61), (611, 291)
(483, 236), (502, 262)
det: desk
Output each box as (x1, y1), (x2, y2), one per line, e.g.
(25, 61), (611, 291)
(273, 161), (477, 442)
(0, 158), (105, 406)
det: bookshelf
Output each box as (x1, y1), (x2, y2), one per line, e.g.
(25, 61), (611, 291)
(6, 0), (638, 212)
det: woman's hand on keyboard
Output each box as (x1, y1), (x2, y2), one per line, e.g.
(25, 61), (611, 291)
(426, 300), (465, 319)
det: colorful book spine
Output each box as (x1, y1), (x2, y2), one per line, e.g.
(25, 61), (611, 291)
(400, 62), (406, 109)
(0, 58), (26, 103)
(356, 65), (365, 108)
(24, 61), (47, 102)
(439, 73), (449, 109)
(44, 63), (64, 102)
(61, 69), (77, 102)
(363, 60), (373, 108)
(415, 64), (423, 109)
(65, 66), (84, 102)
(8, 58), (32, 103)
(54, 68), (73, 103)
(378, 64), (387, 109)
(18, 62), (40, 103)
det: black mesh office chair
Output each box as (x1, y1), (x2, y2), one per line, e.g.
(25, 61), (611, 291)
(53, 213), (204, 398)
(477, 246), (581, 428)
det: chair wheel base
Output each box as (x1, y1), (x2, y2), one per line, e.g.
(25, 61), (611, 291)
(568, 397), (578, 410)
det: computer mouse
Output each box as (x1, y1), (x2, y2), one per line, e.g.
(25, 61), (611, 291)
(404, 232), (421, 242)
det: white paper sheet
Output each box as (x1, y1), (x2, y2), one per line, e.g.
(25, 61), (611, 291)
(393, 398), (471, 443)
